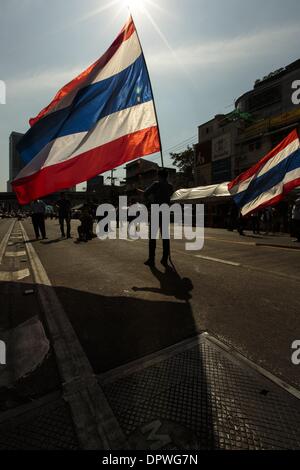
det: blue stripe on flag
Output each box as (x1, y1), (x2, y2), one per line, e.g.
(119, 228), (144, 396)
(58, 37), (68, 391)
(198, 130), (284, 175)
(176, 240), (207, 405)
(233, 148), (300, 207)
(18, 54), (152, 164)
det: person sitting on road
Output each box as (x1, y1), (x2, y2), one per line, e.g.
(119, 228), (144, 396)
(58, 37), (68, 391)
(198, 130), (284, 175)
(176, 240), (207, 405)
(77, 206), (93, 242)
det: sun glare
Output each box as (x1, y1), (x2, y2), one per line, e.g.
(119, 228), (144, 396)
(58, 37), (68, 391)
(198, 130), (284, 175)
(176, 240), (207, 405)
(126, 0), (146, 12)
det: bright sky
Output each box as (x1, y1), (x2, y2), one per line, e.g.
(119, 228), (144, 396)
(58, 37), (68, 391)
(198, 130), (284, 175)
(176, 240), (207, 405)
(1, 0), (300, 191)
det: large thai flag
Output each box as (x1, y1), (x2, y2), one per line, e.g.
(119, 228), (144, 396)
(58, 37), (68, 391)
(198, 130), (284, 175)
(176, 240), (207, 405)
(12, 16), (160, 204)
(228, 129), (300, 215)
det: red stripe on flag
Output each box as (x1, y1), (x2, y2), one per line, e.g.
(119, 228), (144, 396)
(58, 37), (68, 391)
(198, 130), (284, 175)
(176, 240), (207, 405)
(29, 17), (136, 127)
(228, 128), (299, 191)
(12, 125), (160, 205)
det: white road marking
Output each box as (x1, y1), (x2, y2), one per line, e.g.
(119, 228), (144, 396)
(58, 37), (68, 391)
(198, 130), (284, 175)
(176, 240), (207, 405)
(0, 220), (15, 264)
(0, 268), (30, 281)
(5, 250), (26, 257)
(195, 255), (241, 266)
(205, 236), (256, 246)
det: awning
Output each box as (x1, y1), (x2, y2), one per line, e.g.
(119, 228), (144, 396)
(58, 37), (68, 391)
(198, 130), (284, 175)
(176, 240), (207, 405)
(171, 182), (231, 202)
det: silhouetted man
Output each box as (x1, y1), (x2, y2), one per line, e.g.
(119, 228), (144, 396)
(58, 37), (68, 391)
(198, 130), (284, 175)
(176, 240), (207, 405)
(143, 168), (173, 267)
(56, 192), (71, 238)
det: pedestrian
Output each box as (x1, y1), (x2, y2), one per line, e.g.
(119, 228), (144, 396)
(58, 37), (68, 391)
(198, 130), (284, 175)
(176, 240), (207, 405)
(56, 192), (72, 238)
(263, 206), (273, 235)
(291, 197), (300, 242)
(142, 168), (174, 267)
(85, 199), (96, 238)
(237, 210), (245, 236)
(251, 211), (260, 235)
(227, 202), (238, 231)
(31, 199), (47, 240)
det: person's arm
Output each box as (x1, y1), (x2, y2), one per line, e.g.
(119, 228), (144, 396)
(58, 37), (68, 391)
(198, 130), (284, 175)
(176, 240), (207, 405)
(144, 182), (157, 198)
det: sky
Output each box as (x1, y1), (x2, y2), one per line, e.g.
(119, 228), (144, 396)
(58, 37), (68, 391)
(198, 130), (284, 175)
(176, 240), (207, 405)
(1, 0), (300, 191)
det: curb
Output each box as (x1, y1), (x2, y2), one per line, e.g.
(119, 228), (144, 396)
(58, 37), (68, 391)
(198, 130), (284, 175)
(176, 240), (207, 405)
(256, 242), (300, 250)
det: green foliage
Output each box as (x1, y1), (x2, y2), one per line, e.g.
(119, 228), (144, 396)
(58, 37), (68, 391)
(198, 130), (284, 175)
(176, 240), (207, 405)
(170, 146), (194, 177)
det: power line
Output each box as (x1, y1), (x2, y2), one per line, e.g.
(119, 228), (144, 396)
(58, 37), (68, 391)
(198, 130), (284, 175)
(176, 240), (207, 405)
(163, 135), (197, 153)
(164, 141), (197, 156)
(165, 141), (197, 154)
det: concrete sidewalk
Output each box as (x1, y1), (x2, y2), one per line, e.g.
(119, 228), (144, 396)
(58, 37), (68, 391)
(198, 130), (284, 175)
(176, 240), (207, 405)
(0, 220), (79, 449)
(204, 227), (300, 249)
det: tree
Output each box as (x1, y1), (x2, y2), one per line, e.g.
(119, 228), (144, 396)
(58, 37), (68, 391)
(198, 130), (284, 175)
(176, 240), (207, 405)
(170, 145), (194, 179)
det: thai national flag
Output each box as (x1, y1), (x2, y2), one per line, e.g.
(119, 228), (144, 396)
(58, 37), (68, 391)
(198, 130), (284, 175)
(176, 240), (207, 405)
(12, 16), (160, 204)
(228, 129), (300, 215)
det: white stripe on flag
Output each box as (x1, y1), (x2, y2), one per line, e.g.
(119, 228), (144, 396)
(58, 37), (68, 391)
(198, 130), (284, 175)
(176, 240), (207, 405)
(241, 166), (300, 215)
(43, 32), (141, 117)
(231, 137), (299, 195)
(91, 31), (141, 84)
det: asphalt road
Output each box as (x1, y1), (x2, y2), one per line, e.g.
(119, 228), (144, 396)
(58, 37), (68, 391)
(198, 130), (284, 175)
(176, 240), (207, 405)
(2, 217), (300, 389)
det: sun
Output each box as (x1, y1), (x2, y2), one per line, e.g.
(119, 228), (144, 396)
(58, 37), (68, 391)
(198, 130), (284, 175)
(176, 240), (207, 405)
(122, 0), (157, 14)
(126, 0), (141, 9)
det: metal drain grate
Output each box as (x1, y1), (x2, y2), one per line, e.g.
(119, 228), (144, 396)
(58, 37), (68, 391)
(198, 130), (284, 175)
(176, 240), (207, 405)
(99, 335), (300, 450)
(0, 394), (79, 450)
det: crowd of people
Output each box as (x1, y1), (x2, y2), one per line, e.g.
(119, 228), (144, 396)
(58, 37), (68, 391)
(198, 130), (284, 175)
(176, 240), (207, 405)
(226, 197), (300, 242)
(2, 176), (300, 259)
(29, 192), (96, 243)
(27, 170), (174, 266)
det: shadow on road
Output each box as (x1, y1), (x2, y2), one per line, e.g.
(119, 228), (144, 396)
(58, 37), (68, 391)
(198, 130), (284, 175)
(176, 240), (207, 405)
(40, 238), (65, 245)
(133, 261), (193, 301)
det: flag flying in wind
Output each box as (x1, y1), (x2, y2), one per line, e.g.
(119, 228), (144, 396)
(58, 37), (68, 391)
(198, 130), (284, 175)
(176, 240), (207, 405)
(12, 16), (161, 204)
(228, 129), (300, 215)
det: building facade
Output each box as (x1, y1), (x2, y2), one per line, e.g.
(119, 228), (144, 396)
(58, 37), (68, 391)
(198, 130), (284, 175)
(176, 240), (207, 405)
(7, 132), (25, 192)
(125, 158), (176, 201)
(86, 175), (104, 192)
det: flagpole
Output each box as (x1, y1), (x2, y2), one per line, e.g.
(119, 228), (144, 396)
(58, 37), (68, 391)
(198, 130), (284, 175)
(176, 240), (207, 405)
(128, 10), (165, 168)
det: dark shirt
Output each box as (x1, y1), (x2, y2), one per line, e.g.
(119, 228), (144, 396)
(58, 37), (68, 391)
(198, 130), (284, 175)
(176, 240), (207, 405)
(144, 181), (173, 205)
(56, 199), (71, 217)
(79, 213), (92, 230)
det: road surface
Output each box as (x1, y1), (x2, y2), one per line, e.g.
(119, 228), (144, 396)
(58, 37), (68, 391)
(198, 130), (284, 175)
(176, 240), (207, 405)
(12, 217), (300, 389)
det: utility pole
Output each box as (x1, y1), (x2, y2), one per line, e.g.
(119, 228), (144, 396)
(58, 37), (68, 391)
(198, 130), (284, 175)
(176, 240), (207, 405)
(106, 169), (118, 186)
(111, 169), (116, 186)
